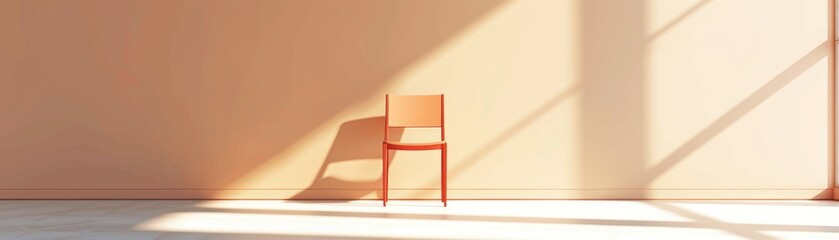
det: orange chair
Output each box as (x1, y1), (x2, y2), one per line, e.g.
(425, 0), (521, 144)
(382, 94), (447, 207)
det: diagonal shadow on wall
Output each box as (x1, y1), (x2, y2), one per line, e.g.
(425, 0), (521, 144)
(0, 0), (507, 195)
(640, 42), (830, 188)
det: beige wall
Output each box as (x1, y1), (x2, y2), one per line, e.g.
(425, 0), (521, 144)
(0, 0), (832, 199)
(835, 0), (839, 198)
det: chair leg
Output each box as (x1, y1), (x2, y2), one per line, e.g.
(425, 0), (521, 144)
(383, 143), (388, 207)
(442, 143), (447, 207)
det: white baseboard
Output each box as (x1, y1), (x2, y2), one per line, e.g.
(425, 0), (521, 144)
(0, 189), (831, 200)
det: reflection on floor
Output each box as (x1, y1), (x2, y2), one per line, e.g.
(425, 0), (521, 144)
(1, 200), (838, 239)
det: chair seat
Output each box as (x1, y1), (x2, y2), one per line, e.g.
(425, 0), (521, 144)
(384, 141), (446, 150)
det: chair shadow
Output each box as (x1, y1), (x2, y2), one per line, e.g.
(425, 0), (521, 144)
(291, 117), (402, 200)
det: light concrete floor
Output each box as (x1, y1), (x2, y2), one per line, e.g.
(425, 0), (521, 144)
(1, 200), (838, 240)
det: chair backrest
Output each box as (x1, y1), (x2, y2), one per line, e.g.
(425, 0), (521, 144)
(385, 94), (444, 140)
